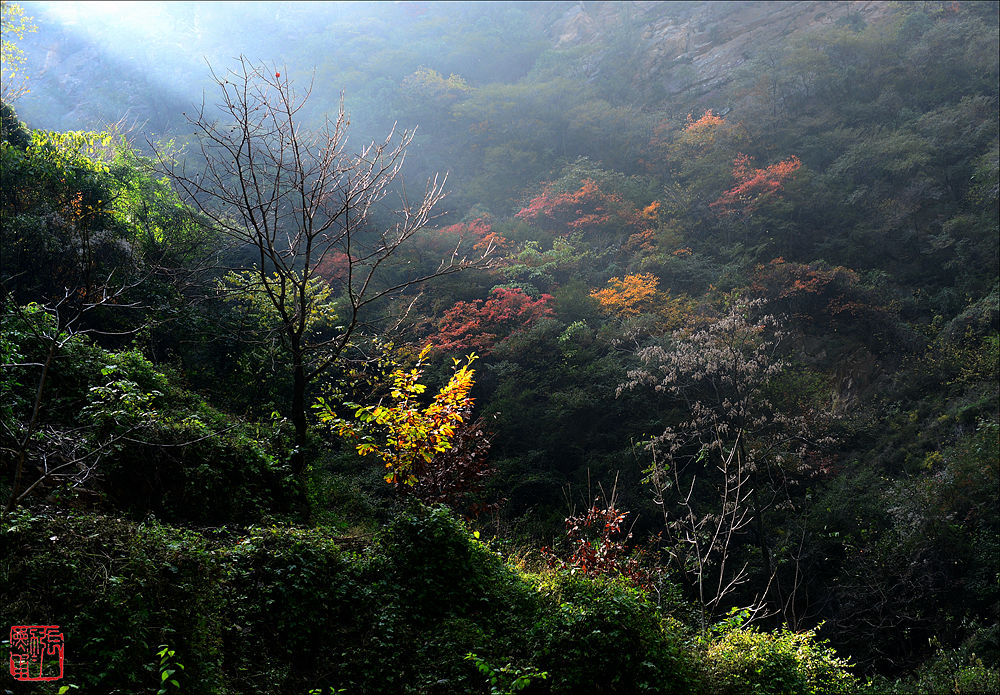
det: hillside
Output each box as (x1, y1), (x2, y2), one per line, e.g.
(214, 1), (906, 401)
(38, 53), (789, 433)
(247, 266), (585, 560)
(2, 1), (998, 693)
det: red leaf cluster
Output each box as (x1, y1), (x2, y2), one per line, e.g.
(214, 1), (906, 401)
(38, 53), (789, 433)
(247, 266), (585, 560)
(515, 179), (623, 233)
(542, 499), (650, 589)
(711, 153), (802, 214)
(436, 217), (511, 253)
(431, 287), (554, 354)
(414, 415), (503, 519)
(314, 251), (353, 282)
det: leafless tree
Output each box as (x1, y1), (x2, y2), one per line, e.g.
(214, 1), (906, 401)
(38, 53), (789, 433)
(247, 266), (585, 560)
(620, 299), (830, 633)
(158, 58), (493, 474)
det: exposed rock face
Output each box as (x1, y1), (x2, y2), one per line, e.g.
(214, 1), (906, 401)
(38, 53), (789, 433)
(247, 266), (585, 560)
(550, 1), (893, 101)
(832, 347), (880, 414)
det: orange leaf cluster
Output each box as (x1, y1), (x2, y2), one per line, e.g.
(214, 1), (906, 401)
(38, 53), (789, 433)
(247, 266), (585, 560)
(625, 228), (657, 254)
(750, 258), (889, 329)
(684, 109), (726, 133)
(590, 273), (660, 316)
(640, 200), (661, 220)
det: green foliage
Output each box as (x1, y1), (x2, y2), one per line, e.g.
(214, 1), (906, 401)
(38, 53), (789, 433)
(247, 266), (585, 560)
(863, 631), (1000, 694)
(528, 571), (700, 694)
(1, 301), (299, 522)
(220, 269), (340, 341)
(3, 2), (998, 691)
(1, 99), (30, 147)
(0, 1), (35, 101)
(0, 506), (708, 694)
(466, 652), (548, 694)
(0, 514), (225, 693)
(706, 625), (859, 695)
(156, 644), (184, 694)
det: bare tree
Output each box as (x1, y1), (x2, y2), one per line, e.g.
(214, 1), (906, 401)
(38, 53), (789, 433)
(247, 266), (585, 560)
(159, 58), (492, 474)
(620, 299), (829, 633)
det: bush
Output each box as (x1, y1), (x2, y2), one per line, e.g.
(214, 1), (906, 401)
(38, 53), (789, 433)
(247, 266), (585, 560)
(528, 571), (700, 694)
(1, 302), (300, 523)
(706, 625), (858, 695)
(863, 631), (1000, 695)
(1, 506), (708, 694)
(0, 513), (224, 694)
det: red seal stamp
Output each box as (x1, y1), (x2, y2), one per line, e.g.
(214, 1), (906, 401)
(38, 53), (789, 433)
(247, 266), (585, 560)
(8, 625), (64, 681)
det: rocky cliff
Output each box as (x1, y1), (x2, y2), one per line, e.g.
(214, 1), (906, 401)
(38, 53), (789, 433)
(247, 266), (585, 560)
(549, 1), (894, 102)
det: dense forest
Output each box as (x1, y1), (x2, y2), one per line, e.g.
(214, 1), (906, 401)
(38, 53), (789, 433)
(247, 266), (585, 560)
(1, 1), (997, 693)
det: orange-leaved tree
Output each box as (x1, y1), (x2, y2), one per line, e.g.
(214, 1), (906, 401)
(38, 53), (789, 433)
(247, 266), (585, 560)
(590, 273), (661, 316)
(682, 109), (727, 141)
(316, 345), (478, 491)
(590, 273), (697, 329)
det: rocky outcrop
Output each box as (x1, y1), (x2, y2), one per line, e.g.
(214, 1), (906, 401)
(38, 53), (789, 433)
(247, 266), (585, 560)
(832, 347), (880, 414)
(550, 1), (893, 101)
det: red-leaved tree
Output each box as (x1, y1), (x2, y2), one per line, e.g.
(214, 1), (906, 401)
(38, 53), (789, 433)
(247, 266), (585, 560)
(515, 179), (629, 235)
(711, 153), (802, 215)
(431, 287), (554, 354)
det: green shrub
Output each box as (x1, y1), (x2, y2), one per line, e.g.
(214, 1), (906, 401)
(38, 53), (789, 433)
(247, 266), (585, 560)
(4, 506), (851, 695)
(220, 524), (363, 694)
(864, 632), (1000, 694)
(0, 513), (224, 694)
(1, 302), (300, 523)
(528, 571), (699, 694)
(706, 625), (858, 695)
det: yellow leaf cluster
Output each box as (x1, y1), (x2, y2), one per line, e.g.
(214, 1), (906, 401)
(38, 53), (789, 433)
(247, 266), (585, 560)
(328, 345), (478, 487)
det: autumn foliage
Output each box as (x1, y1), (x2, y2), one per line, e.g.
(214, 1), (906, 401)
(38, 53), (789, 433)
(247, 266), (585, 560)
(318, 346), (478, 487)
(317, 346), (500, 515)
(542, 499), (650, 589)
(711, 153), (802, 214)
(590, 273), (697, 329)
(412, 414), (500, 518)
(590, 273), (660, 316)
(436, 216), (510, 253)
(683, 109), (727, 137)
(515, 179), (625, 233)
(314, 251), (353, 282)
(751, 258), (890, 335)
(432, 287), (554, 354)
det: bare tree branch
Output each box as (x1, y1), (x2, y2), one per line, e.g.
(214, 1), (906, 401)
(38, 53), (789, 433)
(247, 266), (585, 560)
(155, 58), (492, 473)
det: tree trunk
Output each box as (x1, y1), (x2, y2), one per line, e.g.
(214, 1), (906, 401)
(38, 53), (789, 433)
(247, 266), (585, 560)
(290, 352), (308, 475)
